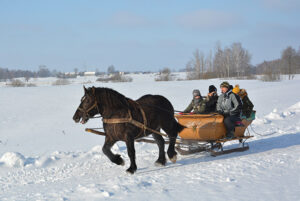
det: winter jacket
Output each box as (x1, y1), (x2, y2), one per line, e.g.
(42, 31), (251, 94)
(241, 95), (254, 118)
(216, 90), (242, 117)
(183, 97), (206, 114)
(204, 93), (218, 113)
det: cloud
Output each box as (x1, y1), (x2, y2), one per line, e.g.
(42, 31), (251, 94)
(107, 11), (151, 28)
(176, 10), (242, 31)
(261, 0), (300, 12)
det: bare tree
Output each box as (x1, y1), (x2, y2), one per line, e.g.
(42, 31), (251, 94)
(213, 46), (224, 77)
(74, 68), (78, 75)
(206, 50), (213, 72)
(186, 49), (206, 80)
(281, 46), (296, 80)
(259, 61), (281, 82)
(186, 61), (195, 80)
(37, 65), (51, 77)
(193, 49), (201, 79)
(107, 65), (115, 74)
(156, 67), (172, 81)
(231, 42), (251, 77)
(224, 48), (233, 78)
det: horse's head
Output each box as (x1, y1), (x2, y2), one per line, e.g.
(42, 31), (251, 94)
(73, 86), (99, 124)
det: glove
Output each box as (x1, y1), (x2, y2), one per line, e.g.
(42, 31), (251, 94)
(217, 111), (224, 115)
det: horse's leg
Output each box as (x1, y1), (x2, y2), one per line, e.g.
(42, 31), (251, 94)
(125, 137), (137, 174)
(152, 133), (166, 166)
(162, 121), (178, 163)
(167, 136), (177, 163)
(102, 137), (124, 166)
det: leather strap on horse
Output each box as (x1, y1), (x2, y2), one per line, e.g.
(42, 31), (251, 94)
(102, 105), (168, 138)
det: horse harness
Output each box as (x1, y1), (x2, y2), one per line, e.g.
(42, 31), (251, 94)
(79, 87), (168, 138)
(102, 100), (168, 138)
(76, 88), (100, 119)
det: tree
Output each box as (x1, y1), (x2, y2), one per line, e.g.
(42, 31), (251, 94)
(281, 46), (296, 80)
(224, 48), (233, 78)
(213, 46), (224, 77)
(186, 49), (205, 80)
(74, 68), (78, 75)
(155, 67), (172, 81)
(107, 65), (115, 74)
(212, 42), (251, 78)
(37, 65), (51, 77)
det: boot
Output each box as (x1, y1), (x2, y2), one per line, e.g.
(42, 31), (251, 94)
(225, 131), (235, 139)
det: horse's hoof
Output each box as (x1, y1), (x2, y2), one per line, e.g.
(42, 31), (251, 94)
(126, 167), (136, 174)
(120, 160), (125, 166)
(155, 159), (166, 166)
(115, 154), (125, 166)
(169, 155), (177, 163)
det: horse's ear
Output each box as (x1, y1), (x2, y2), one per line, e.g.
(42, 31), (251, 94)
(83, 85), (87, 94)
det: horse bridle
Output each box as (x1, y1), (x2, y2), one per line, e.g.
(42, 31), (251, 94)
(77, 87), (101, 119)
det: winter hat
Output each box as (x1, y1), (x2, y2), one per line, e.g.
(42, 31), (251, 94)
(232, 85), (240, 94)
(192, 89), (201, 97)
(209, 85), (217, 93)
(239, 89), (247, 98)
(220, 81), (230, 88)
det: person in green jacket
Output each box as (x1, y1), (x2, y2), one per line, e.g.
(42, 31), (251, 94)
(182, 89), (206, 114)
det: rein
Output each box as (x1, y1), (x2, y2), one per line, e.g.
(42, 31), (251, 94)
(77, 87), (102, 119)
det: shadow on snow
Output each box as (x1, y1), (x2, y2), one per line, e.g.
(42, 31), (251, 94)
(137, 132), (300, 174)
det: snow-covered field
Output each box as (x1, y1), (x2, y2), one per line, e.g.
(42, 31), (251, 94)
(1, 74), (300, 201)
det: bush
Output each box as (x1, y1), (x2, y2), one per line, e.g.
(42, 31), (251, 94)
(52, 79), (71, 86)
(260, 73), (281, 82)
(26, 83), (37, 87)
(8, 79), (25, 87)
(235, 75), (257, 80)
(96, 73), (132, 83)
(155, 68), (173, 81)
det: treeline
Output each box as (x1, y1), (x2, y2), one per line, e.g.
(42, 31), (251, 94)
(186, 42), (253, 80)
(256, 46), (300, 80)
(0, 65), (52, 81)
(184, 42), (300, 81)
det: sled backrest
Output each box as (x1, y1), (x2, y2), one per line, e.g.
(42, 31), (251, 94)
(175, 114), (253, 140)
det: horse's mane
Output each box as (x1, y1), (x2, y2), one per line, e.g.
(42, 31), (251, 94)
(94, 87), (129, 109)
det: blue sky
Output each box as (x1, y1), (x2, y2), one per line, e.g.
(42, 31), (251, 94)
(0, 0), (300, 72)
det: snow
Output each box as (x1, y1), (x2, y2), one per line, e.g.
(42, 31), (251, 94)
(1, 74), (300, 200)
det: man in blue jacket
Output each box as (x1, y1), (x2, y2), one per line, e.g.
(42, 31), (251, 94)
(216, 81), (242, 139)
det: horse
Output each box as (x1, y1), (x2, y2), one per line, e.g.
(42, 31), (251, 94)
(73, 86), (184, 174)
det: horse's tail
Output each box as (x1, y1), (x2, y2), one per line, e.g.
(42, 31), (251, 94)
(176, 121), (185, 133)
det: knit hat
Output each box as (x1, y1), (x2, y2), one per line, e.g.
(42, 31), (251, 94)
(220, 81), (230, 88)
(239, 89), (247, 98)
(192, 89), (201, 97)
(232, 85), (240, 94)
(209, 85), (217, 93)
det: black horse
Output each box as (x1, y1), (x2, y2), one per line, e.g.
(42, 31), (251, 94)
(73, 86), (184, 174)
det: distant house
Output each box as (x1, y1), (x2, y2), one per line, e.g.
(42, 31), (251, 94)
(64, 72), (76, 76)
(84, 72), (96, 76)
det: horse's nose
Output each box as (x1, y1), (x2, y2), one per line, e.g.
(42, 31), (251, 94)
(73, 111), (80, 123)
